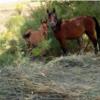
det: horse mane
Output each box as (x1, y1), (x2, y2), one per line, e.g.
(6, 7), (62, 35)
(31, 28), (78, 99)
(57, 18), (62, 27)
(53, 18), (62, 32)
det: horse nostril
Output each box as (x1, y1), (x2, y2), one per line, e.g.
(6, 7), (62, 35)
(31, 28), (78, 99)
(50, 22), (56, 27)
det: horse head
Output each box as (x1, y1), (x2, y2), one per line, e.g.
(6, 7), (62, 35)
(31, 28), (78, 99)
(47, 8), (57, 28)
(40, 19), (48, 37)
(47, 8), (62, 32)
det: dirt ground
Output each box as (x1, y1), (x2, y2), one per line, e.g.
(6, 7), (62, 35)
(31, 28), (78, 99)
(0, 53), (100, 100)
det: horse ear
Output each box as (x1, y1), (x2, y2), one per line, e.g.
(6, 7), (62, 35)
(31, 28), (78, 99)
(40, 19), (43, 23)
(47, 9), (49, 14)
(52, 8), (56, 13)
(44, 17), (47, 23)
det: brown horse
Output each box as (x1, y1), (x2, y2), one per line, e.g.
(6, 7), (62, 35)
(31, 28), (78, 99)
(23, 20), (48, 49)
(47, 8), (100, 54)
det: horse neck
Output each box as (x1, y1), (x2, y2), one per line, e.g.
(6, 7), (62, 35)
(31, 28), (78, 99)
(39, 26), (44, 33)
(39, 25), (47, 34)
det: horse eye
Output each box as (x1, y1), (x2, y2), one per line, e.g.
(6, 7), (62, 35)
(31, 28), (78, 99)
(48, 13), (51, 17)
(53, 14), (55, 16)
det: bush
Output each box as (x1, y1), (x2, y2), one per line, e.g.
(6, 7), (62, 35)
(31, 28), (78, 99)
(0, 14), (26, 66)
(32, 39), (51, 57)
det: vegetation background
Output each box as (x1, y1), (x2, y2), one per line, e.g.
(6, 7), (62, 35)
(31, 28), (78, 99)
(0, 1), (100, 66)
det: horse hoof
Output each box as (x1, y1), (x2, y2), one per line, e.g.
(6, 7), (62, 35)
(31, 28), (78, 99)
(95, 50), (98, 55)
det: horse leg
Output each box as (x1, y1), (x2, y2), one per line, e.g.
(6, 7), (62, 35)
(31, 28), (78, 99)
(58, 38), (68, 55)
(77, 37), (84, 54)
(86, 32), (98, 54)
(97, 38), (100, 51)
(92, 39), (98, 54)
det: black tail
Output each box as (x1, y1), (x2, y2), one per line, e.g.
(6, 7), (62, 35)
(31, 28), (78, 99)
(92, 17), (100, 38)
(92, 16), (100, 50)
(23, 32), (31, 39)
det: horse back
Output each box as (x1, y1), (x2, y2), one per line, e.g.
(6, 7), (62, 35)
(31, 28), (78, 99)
(58, 16), (85, 39)
(59, 16), (95, 39)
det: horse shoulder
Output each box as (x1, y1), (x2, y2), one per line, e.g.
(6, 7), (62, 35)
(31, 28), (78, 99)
(61, 21), (71, 30)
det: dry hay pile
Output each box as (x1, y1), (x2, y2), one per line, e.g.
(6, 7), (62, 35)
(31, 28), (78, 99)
(0, 53), (100, 100)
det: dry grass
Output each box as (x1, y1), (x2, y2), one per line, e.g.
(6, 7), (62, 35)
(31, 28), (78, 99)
(0, 53), (100, 99)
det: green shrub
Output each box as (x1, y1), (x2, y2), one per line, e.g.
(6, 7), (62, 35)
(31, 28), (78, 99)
(6, 15), (25, 34)
(32, 39), (51, 57)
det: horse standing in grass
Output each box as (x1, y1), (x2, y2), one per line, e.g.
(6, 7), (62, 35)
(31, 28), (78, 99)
(47, 8), (100, 54)
(23, 20), (48, 49)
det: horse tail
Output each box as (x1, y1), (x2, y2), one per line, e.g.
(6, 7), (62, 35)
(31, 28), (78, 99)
(92, 16), (100, 50)
(92, 17), (100, 39)
(23, 32), (31, 39)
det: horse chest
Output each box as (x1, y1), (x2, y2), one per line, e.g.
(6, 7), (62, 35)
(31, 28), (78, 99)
(29, 32), (44, 45)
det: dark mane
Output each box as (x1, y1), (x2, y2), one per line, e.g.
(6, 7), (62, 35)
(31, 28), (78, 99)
(53, 18), (62, 33)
